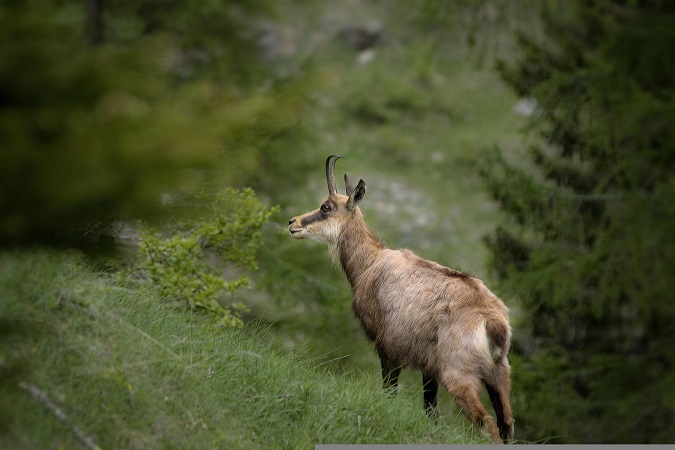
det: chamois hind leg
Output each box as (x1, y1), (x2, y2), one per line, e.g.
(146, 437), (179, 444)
(422, 374), (439, 418)
(380, 355), (401, 396)
(484, 362), (514, 443)
(440, 370), (501, 444)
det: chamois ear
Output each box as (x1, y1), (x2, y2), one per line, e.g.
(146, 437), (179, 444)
(344, 174), (354, 197)
(346, 179), (366, 211)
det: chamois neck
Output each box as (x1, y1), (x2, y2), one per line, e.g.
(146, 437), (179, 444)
(336, 210), (386, 288)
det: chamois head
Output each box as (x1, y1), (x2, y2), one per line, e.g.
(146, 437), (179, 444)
(288, 155), (366, 245)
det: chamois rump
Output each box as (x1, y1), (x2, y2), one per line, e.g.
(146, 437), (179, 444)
(288, 155), (514, 443)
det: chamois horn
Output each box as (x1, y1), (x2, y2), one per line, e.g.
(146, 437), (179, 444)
(325, 155), (344, 195)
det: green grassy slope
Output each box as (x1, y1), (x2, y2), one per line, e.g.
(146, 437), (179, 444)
(0, 250), (489, 448)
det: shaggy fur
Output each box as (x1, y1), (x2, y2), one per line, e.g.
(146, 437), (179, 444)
(289, 158), (514, 443)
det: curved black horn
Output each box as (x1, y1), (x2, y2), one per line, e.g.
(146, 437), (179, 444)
(325, 155), (344, 195)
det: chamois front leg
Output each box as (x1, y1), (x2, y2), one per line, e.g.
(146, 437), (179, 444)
(380, 355), (401, 396)
(423, 374), (439, 418)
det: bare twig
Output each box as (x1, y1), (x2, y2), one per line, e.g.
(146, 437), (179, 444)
(99, 308), (181, 360)
(19, 382), (101, 450)
(312, 353), (351, 369)
(61, 297), (180, 361)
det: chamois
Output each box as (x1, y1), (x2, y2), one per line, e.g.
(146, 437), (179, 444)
(288, 155), (514, 443)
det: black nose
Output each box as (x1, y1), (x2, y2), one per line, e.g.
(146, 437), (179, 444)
(288, 219), (294, 225)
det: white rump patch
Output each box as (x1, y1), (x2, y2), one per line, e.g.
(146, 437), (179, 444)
(472, 320), (492, 361)
(473, 319), (505, 361)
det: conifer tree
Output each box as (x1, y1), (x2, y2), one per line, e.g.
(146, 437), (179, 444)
(481, 1), (675, 443)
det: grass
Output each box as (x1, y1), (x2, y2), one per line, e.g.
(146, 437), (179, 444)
(0, 250), (489, 448)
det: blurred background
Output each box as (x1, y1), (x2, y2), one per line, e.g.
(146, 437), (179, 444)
(1, 0), (674, 443)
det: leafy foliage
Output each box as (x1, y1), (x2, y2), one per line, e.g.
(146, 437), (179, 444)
(137, 188), (279, 327)
(481, 0), (675, 443)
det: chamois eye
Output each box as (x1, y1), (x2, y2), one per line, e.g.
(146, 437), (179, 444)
(321, 203), (332, 213)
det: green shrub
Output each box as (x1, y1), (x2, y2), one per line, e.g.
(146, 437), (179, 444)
(136, 188), (279, 327)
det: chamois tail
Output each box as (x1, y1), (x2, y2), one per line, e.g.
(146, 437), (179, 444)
(486, 317), (510, 362)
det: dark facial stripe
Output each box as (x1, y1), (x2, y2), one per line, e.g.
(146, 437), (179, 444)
(300, 210), (326, 227)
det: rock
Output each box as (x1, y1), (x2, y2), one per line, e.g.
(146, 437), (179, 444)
(337, 22), (384, 52)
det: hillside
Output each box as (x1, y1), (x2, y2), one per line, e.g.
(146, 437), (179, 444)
(3, 0), (673, 445)
(0, 251), (489, 448)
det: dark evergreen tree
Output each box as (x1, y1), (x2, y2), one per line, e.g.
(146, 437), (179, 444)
(481, 0), (675, 443)
(0, 0), (302, 247)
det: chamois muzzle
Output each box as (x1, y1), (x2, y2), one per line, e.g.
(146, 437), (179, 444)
(288, 215), (305, 239)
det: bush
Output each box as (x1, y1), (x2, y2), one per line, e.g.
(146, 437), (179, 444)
(136, 188), (279, 327)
